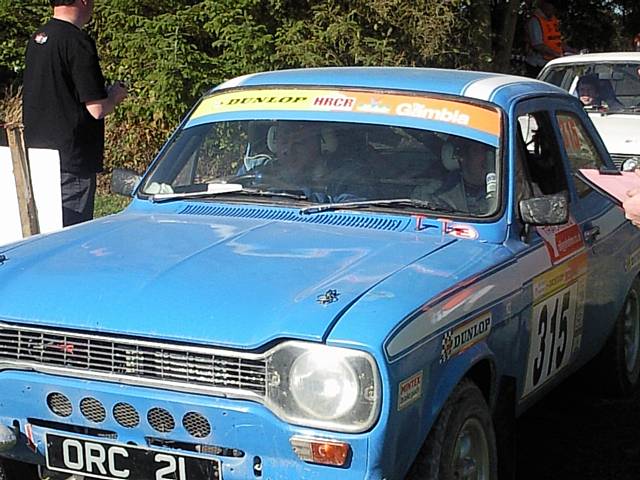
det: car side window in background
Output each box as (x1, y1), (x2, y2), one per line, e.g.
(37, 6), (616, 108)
(517, 112), (569, 195)
(542, 66), (580, 90)
(556, 112), (606, 197)
(592, 63), (640, 108)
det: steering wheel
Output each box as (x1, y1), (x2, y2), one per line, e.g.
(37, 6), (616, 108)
(243, 153), (273, 171)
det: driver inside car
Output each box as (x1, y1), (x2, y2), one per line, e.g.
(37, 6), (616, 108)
(241, 121), (380, 203)
(577, 74), (624, 111)
(238, 121), (327, 184)
(268, 121), (328, 185)
(235, 121), (330, 200)
(260, 121), (374, 203)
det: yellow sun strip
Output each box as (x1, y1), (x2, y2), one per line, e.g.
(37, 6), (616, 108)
(189, 88), (501, 137)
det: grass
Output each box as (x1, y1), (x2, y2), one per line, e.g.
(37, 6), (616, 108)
(95, 192), (131, 218)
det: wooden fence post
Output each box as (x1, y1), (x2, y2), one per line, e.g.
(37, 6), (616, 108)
(6, 122), (40, 237)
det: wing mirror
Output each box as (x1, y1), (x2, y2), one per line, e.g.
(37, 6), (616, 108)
(111, 168), (142, 197)
(519, 193), (569, 225)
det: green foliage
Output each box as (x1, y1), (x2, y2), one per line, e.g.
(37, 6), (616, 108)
(557, 0), (619, 52)
(201, 0), (276, 78)
(0, 1), (48, 75)
(94, 1), (222, 172)
(273, 0), (467, 68)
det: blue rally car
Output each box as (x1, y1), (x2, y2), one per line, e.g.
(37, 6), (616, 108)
(0, 68), (639, 480)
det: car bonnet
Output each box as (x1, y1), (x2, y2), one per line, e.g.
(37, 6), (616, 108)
(0, 211), (455, 350)
(587, 113), (640, 156)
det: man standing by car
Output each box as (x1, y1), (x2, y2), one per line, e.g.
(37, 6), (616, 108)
(23, 0), (127, 227)
(524, 0), (575, 77)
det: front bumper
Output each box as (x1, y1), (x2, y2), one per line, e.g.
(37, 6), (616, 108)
(0, 370), (383, 480)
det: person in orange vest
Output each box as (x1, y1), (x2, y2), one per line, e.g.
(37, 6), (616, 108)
(634, 33), (640, 52)
(524, 0), (576, 77)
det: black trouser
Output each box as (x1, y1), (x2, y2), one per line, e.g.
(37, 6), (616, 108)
(60, 172), (96, 227)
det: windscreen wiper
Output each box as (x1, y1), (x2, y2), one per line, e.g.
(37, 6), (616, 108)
(299, 198), (454, 215)
(151, 184), (307, 203)
(236, 188), (308, 200)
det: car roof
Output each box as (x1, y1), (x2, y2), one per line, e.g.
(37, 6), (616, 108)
(544, 51), (640, 66)
(213, 67), (568, 109)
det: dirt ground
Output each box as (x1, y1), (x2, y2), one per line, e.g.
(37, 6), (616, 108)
(516, 377), (640, 480)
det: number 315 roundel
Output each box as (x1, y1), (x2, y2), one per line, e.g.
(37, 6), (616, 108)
(524, 252), (587, 397)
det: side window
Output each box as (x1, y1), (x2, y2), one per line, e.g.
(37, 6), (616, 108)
(556, 112), (606, 197)
(516, 111), (568, 195)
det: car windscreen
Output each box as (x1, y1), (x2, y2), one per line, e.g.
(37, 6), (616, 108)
(141, 89), (502, 218)
(540, 62), (640, 111)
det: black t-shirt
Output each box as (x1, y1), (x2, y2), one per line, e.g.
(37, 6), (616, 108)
(23, 18), (107, 174)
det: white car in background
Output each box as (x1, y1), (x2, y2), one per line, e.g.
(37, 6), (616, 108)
(539, 52), (640, 169)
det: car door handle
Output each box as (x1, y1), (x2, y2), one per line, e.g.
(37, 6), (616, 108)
(583, 225), (600, 244)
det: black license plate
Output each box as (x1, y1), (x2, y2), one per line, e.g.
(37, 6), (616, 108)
(45, 432), (221, 480)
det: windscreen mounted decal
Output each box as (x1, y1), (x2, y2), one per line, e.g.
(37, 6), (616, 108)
(189, 88), (501, 137)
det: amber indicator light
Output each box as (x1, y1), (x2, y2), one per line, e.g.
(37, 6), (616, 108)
(290, 436), (351, 466)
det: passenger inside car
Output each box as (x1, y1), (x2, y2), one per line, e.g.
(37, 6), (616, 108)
(447, 139), (497, 214)
(413, 137), (497, 215)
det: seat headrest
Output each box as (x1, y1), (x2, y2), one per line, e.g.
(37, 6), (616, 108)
(266, 125), (278, 153)
(441, 143), (459, 171)
(320, 128), (337, 154)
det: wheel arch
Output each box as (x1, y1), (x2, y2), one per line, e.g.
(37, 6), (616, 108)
(465, 357), (497, 408)
(405, 356), (501, 479)
(428, 351), (499, 431)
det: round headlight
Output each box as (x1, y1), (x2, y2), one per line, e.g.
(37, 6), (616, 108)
(289, 351), (359, 420)
(622, 157), (639, 172)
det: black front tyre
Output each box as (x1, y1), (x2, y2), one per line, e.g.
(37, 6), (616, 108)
(600, 277), (640, 396)
(407, 379), (498, 480)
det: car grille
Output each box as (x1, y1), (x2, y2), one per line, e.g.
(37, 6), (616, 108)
(47, 392), (73, 417)
(182, 411), (211, 438)
(113, 402), (140, 428)
(80, 397), (107, 423)
(147, 407), (175, 433)
(0, 323), (267, 398)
